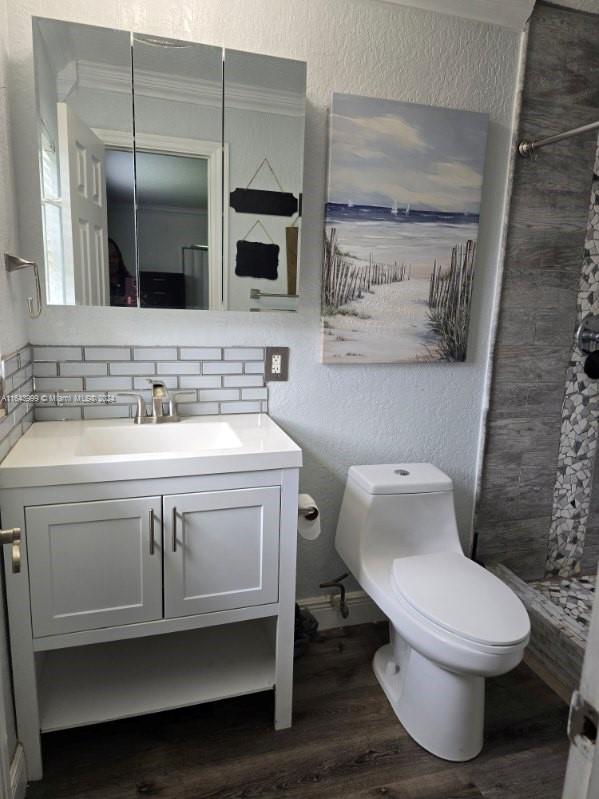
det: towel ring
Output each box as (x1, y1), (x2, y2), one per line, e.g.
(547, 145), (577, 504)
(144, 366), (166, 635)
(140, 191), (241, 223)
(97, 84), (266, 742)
(4, 254), (43, 318)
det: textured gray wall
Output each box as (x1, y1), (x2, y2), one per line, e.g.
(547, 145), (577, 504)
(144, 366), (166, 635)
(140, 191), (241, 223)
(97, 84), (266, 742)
(476, 2), (599, 580)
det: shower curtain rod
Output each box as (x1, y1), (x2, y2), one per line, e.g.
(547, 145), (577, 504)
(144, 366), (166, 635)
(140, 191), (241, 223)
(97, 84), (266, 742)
(518, 120), (599, 157)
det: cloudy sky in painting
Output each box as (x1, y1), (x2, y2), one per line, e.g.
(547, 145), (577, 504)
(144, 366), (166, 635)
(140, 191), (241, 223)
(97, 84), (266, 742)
(327, 94), (488, 212)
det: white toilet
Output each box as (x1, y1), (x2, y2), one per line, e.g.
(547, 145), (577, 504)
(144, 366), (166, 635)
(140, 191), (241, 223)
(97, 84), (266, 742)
(335, 463), (530, 762)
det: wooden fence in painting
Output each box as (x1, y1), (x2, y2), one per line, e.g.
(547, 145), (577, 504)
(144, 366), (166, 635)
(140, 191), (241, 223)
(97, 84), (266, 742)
(428, 239), (476, 361)
(323, 227), (408, 313)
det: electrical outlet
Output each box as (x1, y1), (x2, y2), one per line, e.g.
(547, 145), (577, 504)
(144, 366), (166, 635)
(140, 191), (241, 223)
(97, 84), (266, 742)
(265, 347), (289, 382)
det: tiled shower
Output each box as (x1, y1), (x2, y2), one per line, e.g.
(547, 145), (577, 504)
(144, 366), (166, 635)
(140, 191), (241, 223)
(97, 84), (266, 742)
(476, 2), (599, 693)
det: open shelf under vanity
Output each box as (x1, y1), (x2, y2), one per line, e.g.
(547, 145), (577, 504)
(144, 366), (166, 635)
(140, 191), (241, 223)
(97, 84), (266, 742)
(36, 619), (276, 733)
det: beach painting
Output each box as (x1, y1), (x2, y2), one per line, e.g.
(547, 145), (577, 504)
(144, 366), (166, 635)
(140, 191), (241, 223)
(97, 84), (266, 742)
(322, 93), (488, 363)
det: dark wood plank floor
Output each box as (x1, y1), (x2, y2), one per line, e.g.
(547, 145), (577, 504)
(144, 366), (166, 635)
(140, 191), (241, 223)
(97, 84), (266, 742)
(27, 623), (569, 799)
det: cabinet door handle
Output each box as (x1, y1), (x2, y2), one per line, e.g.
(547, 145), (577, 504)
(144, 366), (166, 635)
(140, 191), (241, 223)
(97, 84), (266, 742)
(0, 527), (21, 574)
(149, 509), (155, 556)
(172, 507), (177, 553)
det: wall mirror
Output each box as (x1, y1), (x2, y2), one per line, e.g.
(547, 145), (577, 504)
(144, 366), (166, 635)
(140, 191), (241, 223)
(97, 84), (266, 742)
(32, 18), (307, 312)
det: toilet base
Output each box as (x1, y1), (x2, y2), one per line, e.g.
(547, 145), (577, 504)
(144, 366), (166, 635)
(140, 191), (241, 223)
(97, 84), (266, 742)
(373, 641), (484, 762)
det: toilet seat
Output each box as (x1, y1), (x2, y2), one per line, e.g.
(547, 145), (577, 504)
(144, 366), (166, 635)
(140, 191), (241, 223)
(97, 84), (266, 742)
(391, 552), (530, 647)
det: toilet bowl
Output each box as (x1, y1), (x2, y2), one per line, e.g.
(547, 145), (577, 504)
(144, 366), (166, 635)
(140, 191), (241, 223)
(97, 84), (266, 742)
(335, 463), (530, 762)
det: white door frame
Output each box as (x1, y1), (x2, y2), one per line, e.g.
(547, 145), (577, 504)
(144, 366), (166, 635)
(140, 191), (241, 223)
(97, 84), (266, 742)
(562, 561), (599, 798)
(94, 127), (228, 311)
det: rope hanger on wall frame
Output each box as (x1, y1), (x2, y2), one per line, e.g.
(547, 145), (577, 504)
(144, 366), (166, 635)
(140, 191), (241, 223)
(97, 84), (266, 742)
(235, 217), (280, 281)
(230, 157), (300, 217)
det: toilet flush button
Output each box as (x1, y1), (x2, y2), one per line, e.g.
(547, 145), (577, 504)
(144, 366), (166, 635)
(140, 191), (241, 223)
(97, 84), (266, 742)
(394, 469), (410, 476)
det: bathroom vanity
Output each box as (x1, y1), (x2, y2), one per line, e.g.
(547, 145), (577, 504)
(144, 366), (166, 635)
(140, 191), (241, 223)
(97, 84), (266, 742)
(0, 414), (301, 780)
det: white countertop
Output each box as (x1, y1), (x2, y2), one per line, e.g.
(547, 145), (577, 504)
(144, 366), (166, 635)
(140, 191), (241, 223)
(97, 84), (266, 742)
(0, 414), (302, 489)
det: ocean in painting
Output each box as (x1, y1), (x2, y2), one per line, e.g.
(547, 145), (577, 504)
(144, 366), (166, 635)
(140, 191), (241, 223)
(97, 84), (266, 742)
(322, 93), (488, 364)
(326, 203), (478, 271)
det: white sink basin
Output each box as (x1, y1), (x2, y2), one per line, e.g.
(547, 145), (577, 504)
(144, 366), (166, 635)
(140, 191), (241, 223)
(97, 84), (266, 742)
(0, 414), (302, 488)
(77, 420), (241, 456)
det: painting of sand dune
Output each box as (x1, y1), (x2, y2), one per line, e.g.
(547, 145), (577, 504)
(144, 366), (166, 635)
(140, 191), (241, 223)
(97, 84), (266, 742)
(322, 93), (488, 364)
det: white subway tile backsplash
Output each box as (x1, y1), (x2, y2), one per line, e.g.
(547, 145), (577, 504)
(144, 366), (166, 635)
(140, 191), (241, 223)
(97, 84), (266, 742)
(110, 362), (155, 376)
(0, 438), (10, 463)
(61, 362), (108, 377)
(157, 362), (201, 375)
(34, 346), (82, 362)
(34, 377), (83, 391)
(224, 348), (264, 361)
(179, 347), (222, 360)
(20, 347), (33, 367)
(203, 362), (243, 375)
(198, 389), (240, 402)
(85, 376), (133, 391)
(12, 402), (29, 425)
(0, 347), (56, 462)
(10, 365), (33, 390)
(33, 362), (58, 378)
(83, 405), (131, 419)
(7, 425), (22, 449)
(178, 402), (220, 416)
(34, 406), (83, 421)
(134, 347), (178, 361)
(178, 375), (221, 389)
(223, 375), (264, 388)
(85, 347), (131, 361)
(241, 388), (268, 400)
(24, 343), (270, 423)
(3, 355), (19, 377)
(173, 390), (198, 404)
(0, 414), (13, 442)
(220, 401), (262, 414)
(244, 361), (265, 374)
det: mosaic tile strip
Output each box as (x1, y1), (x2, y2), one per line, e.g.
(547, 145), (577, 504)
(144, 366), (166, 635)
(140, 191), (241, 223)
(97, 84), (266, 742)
(491, 564), (586, 694)
(0, 344), (34, 463)
(31, 346), (268, 421)
(546, 143), (599, 577)
(529, 574), (595, 634)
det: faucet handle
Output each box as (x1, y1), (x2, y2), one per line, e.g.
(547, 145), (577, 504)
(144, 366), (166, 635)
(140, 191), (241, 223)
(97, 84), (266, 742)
(115, 392), (146, 423)
(168, 391), (195, 420)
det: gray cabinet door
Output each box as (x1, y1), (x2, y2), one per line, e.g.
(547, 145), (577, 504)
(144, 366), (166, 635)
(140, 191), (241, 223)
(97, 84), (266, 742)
(26, 497), (163, 637)
(163, 487), (280, 618)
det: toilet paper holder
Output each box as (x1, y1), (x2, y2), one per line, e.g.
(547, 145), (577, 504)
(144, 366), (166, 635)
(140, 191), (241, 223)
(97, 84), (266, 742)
(298, 503), (318, 521)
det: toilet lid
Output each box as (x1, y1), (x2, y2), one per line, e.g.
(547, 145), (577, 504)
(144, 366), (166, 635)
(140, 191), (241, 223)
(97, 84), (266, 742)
(391, 553), (530, 646)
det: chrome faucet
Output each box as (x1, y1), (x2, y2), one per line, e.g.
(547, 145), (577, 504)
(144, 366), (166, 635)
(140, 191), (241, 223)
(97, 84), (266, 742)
(149, 379), (169, 421)
(116, 382), (192, 424)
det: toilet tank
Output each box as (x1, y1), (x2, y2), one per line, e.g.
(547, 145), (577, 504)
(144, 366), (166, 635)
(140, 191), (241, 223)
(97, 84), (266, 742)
(335, 463), (463, 577)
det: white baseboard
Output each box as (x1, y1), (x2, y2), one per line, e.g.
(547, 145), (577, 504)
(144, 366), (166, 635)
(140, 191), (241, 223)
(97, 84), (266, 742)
(9, 744), (26, 799)
(299, 590), (385, 630)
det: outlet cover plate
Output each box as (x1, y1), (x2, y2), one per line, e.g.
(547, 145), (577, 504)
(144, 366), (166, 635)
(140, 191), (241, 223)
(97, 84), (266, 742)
(265, 347), (289, 382)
